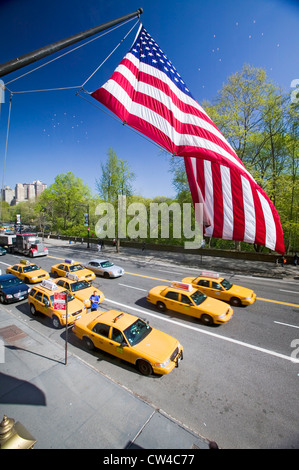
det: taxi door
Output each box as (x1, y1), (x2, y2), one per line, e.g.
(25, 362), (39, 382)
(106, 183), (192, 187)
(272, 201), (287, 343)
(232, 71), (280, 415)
(106, 327), (132, 363)
(177, 293), (197, 317)
(209, 281), (226, 300)
(33, 292), (52, 319)
(89, 323), (111, 354)
(163, 291), (180, 311)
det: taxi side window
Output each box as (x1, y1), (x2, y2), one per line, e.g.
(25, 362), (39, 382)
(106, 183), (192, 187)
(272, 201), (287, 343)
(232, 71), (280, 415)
(42, 295), (50, 307)
(212, 282), (222, 290)
(111, 328), (124, 343)
(92, 323), (110, 338)
(181, 294), (193, 305)
(18, 267), (23, 273)
(30, 288), (38, 297)
(34, 292), (43, 302)
(11, 265), (18, 271)
(56, 280), (65, 287)
(57, 264), (65, 270)
(165, 291), (179, 301)
(197, 280), (209, 287)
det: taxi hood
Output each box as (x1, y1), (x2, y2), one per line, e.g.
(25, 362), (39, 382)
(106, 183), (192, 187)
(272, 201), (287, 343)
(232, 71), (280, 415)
(133, 329), (179, 362)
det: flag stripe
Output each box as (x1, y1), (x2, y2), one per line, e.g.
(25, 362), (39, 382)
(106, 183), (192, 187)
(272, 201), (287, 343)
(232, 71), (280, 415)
(92, 25), (285, 254)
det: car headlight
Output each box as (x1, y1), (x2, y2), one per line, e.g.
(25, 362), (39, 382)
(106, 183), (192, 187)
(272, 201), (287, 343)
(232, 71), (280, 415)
(6, 294), (13, 299)
(218, 313), (226, 319)
(154, 359), (170, 368)
(31, 277), (38, 280)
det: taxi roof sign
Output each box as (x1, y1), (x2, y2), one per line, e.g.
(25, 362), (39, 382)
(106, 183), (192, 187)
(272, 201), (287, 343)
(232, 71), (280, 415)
(41, 279), (58, 291)
(171, 281), (192, 292)
(65, 258), (74, 264)
(113, 312), (124, 323)
(199, 271), (219, 279)
(20, 259), (30, 265)
(65, 272), (79, 281)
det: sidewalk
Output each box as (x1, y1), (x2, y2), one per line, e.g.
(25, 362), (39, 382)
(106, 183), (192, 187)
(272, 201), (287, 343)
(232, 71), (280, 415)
(0, 306), (211, 450)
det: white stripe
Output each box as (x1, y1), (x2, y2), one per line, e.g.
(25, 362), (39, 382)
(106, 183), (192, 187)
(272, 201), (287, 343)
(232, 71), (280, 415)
(203, 160), (214, 236)
(105, 298), (299, 364)
(220, 165), (234, 239)
(258, 191), (276, 250)
(241, 176), (256, 244)
(190, 157), (212, 227)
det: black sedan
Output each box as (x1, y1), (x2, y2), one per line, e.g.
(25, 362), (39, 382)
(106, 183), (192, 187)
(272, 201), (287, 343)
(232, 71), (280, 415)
(0, 274), (31, 304)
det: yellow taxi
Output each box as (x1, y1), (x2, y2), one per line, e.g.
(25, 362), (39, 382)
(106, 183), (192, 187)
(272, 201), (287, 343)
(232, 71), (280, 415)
(50, 259), (96, 282)
(147, 281), (233, 326)
(28, 279), (87, 329)
(54, 272), (105, 308)
(72, 309), (183, 376)
(6, 259), (50, 284)
(182, 271), (256, 307)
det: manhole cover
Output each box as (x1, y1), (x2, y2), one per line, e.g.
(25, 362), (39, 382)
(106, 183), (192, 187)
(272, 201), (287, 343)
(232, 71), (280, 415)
(0, 325), (27, 342)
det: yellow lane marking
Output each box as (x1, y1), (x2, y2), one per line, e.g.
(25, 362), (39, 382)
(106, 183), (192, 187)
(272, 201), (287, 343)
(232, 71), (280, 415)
(45, 259), (299, 308)
(256, 297), (299, 308)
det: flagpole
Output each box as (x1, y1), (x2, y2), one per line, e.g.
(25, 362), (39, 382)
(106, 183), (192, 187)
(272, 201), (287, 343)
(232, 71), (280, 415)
(0, 8), (143, 78)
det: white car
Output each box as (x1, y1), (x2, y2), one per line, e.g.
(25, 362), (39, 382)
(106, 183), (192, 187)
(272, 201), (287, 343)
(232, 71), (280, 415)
(84, 259), (124, 278)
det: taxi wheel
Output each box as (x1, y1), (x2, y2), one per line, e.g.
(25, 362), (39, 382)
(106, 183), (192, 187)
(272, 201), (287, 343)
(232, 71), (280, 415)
(137, 360), (152, 376)
(25, 277), (30, 284)
(30, 304), (37, 316)
(52, 315), (61, 329)
(156, 301), (166, 312)
(0, 295), (6, 304)
(230, 297), (241, 307)
(83, 336), (95, 351)
(201, 314), (214, 326)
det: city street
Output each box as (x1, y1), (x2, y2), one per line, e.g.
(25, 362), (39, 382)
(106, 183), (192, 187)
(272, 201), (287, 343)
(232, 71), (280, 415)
(1, 241), (299, 448)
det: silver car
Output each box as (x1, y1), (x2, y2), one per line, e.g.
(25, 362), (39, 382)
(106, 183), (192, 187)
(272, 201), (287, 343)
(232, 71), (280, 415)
(84, 259), (124, 278)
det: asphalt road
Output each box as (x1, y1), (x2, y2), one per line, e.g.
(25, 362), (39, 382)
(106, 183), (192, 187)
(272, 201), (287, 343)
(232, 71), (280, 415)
(1, 245), (298, 449)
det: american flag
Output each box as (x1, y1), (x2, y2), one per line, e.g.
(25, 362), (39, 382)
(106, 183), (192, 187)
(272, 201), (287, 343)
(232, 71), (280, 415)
(92, 24), (285, 254)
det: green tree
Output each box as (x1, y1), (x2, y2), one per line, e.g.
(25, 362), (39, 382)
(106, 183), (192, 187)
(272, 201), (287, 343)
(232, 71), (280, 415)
(96, 148), (135, 202)
(37, 172), (92, 234)
(96, 148), (135, 250)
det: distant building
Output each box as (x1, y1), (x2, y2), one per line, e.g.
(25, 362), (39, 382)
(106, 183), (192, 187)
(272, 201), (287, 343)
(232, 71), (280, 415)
(1, 180), (47, 205)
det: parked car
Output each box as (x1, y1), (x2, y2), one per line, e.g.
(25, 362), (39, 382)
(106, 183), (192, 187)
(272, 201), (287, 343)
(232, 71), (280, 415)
(54, 273), (105, 308)
(0, 274), (31, 304)
(28, 279), (87, 329)
(84, 259), (124, 278)
(73, 309), (183, 375)
(0, 246), (7, 256)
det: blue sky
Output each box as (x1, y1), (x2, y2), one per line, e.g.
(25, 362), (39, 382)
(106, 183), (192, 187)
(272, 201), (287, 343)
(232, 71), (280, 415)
(0, 0), (298, 199)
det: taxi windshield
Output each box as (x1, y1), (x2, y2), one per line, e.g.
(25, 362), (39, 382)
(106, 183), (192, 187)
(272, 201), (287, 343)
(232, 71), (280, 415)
(71, 280), (91, 291)
(191, 290), (207, 305)
(69, 264), (85, 272)
(124, 319), (152, 346)
(220, 279), (233, 290)
(1, 277), (23, 288)
(23, 265), (39, 272)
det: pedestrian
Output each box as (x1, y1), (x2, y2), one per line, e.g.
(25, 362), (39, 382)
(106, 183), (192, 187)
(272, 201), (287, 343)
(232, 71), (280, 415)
(89, 290), (100, 311)
(293, 253), (298, 266)
(97, 239), (102, 252)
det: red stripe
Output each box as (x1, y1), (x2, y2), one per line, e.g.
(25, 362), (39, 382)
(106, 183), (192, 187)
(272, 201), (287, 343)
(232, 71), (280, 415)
(211, 163), (224, 239)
